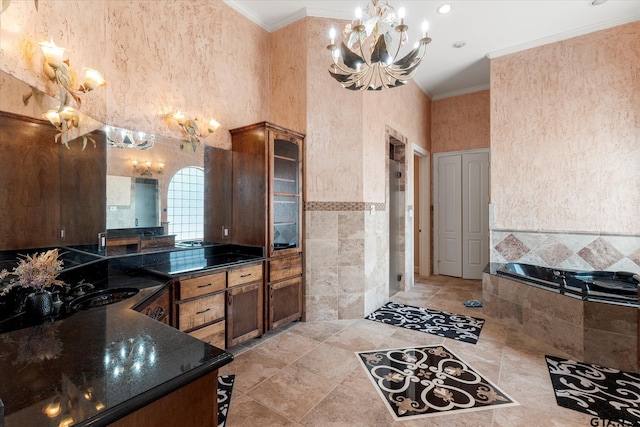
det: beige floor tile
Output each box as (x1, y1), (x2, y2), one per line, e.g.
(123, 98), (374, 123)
(391, 409), (495, 427)
(224, 393), (297, 427)
(293, 342), (361, 382)
(219, 348), (287, 394)
(247, 365), (336, 421)
(492, 404), (592, 426)
(287, 319), (355, 342)
(220, 276), (629, 426)
(300, 384), (396, 426)
(324, 319), (397, 352)
(252, 331), (321, 362)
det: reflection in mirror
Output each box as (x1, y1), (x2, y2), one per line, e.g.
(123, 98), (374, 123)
(106, 131), (205, 245)
(0, 70), (210, 254)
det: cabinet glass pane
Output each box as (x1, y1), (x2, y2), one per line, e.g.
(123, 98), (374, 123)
(273, 195), (299, 250)
(274, 139), (298, 194)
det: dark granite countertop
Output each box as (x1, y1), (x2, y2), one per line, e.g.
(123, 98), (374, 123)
(0, 249), (245, 427)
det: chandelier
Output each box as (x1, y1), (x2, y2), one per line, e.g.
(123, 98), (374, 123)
(326, 0), (431, 91)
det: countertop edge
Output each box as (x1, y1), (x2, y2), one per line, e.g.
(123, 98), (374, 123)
(75, 351), (234, 427)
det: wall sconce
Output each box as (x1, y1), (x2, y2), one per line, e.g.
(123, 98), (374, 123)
(36, 38), (106, 148)
(132, 159), (164, 177)
(39, 38), (106, 109)
(106, 126), (155, 150)
(172, 110), (220, 152)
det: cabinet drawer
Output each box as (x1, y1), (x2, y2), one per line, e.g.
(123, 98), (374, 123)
(228, 262), (263, 288)
(189, 321), (225, 349)
(269, 254), (302, 282)
(178, 292), (225, 331)
(179, 271), (226, 300)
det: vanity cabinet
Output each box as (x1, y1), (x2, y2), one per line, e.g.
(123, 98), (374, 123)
(267, 254), (303, 330)
(174, 261), (265, 349)
(175, 271), (227, 348)
(226, 263), (264, 348)
(135, 284), (172, 325)
(230, 122), (305, 331)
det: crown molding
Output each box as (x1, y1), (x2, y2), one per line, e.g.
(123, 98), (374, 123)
(431, 84), (490, 101)
(223, 0), (272, 31)
(486, 15), (640, 59)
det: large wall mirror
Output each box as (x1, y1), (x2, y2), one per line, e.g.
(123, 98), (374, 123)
(0, 70), (215, 253)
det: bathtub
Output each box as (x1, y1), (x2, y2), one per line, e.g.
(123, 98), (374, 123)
(497, 262), (639, 306)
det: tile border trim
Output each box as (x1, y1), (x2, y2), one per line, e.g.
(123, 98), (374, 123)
(304, 201), (386, 211)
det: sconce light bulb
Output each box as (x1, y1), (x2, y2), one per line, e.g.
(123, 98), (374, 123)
(132, 159), (138, 167)
(355, 6), (362, 20)
(39, 38), (65, 68)
(145, 161), (151, 168)
(173, 110), (186, 126)
(208, 118), (220, 132)
(159, 162), (165, 169)
(83, 68), (106, 91)
(59, 106), (76, 121)
(43, 110), (62, 127)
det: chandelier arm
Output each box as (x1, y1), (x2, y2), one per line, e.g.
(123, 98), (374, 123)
(355, 32), (371, 67)
(391, 30), (405, 64)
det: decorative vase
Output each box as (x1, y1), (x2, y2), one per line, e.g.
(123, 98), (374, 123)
(25, 289), (54, 319)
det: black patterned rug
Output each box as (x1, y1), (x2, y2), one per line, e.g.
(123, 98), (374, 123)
(357, 345), (518, 421)
(218, 375), (235, 427)
(366, 301), (485, 344)
(545, 356), (640, 425)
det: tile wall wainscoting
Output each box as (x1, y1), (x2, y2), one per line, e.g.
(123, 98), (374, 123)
(482, 272), (638, 373)
(304, 202), (389, 321)
(490, 230), (640, 273)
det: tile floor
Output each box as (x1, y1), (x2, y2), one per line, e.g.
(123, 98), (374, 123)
(219, 276), (595, 426)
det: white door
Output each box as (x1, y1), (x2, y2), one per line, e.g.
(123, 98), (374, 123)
(437, 155), (462, 277)
(462, 152), (490, 279)
(435, 150), (489, 279)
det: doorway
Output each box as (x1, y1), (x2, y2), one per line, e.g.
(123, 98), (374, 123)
(433, 149), (489, 279)
(386, 129), (407, 296)
(412, 146), (430, 278)
(134, 178), (159, 228)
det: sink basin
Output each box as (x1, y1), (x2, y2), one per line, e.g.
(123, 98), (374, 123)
(69, 287), (139, 311)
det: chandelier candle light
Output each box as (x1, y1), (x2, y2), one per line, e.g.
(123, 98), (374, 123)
(326, 0), (431, 90)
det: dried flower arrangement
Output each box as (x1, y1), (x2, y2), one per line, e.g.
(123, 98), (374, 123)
(0, 249), (68, 296)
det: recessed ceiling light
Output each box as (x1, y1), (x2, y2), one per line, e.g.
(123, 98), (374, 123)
(591, 0), (608, 5)
(452, 41), (466, 48)
(437, 4), (453, 14)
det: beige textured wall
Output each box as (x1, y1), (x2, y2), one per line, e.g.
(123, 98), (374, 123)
(304, 17), (365, 203)
(269, 19), (307, 134)
(0, 0), (270, 150)
(491, 22), (640, 234)
(431, 90), (489, 154)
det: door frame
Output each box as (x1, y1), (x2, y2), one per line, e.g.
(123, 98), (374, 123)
(433, 148), (489, 276)
(412, 145), (431, 277)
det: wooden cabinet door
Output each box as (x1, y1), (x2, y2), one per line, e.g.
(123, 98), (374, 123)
(226, 282), (263, 348)
(136, 285), (171, 325)
(268, 277), (302, 330)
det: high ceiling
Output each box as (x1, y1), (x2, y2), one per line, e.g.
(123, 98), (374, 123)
(224, 0), (640, 99)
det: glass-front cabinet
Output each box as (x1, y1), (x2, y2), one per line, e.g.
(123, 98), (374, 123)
(272, 136), (301, 255)
(230, 122), (305, 332)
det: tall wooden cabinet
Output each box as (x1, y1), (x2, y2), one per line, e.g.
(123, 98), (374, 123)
(230, 122), (305, 331)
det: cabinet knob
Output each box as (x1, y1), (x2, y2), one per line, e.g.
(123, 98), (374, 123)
(195, 308), (211, 315)
(197, 283), (212, 289)
(240, 273), (252, 278)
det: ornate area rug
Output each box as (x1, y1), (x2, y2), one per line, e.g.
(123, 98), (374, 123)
(218, 375), (235, 427)
(357, 345), (518, 421)
(545, 355), (640, 425)
(366, 301), (485, 344)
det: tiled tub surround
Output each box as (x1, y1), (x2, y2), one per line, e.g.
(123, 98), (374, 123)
(482, 267), (638, 373)
(304, 202), (389, 321)
(491, 230), (640, 274)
